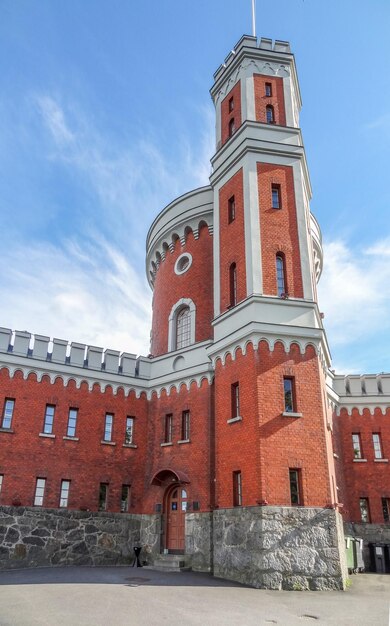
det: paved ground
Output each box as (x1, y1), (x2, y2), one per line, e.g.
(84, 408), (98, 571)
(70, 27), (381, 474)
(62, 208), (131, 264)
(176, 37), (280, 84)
(0, 567), (389, 626)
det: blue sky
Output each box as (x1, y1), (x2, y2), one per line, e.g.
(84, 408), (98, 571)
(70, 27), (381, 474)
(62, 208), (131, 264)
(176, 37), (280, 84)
(1, 0), (389, 373)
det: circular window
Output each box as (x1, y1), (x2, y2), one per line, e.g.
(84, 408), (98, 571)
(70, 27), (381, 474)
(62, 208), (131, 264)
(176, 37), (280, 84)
(174, 253), (192, 275)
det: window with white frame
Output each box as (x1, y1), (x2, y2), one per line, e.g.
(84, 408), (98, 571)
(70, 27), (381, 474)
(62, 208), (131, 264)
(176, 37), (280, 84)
(43, 405), (55, 434)
(0, 474), (3, 497)
(352, 433), (363, 459)
(59, 480), (70, 508)
(181, 410), (190, 441)
(2, 399), (15, 429)
(125, 417), (134, 445)
(67, 408), (78, 437)
(168, 299), (196, 352)
(373, 433), (383, 459)
(104, 413), (113, 442)
(176, 306), (191, 350)
(34, 478), (46, 506)
(121, 484), (131, 512)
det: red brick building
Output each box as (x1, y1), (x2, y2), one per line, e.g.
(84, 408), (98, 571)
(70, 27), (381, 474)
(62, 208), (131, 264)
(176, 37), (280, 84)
(0, 34), (388, 588)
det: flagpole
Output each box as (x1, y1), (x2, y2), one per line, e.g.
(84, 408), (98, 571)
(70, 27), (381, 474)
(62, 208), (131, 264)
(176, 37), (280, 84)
(252, 0), (256, 37)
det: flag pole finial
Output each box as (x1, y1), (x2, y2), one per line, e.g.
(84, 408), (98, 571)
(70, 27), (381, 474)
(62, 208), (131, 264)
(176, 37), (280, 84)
(252, 0), (256, 37)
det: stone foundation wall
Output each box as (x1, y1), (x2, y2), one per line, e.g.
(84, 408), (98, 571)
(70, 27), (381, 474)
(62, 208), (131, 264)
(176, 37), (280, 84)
(185, 512), (212, 572)
(0, 506), (160, 569)
(212, 506), (347, 590)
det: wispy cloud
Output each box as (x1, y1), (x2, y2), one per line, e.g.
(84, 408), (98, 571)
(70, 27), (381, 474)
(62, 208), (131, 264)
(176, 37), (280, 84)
(36, 95), (75, 145)
(319, 238), (390, 372)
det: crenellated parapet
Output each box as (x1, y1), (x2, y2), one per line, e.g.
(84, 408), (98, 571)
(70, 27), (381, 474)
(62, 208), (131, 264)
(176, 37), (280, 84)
(0, 328), (214, 399)
(328, 372), (390, 416)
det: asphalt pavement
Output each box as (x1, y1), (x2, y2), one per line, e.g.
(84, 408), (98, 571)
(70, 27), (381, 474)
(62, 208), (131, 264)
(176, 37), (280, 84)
(0, 567), (389, 626)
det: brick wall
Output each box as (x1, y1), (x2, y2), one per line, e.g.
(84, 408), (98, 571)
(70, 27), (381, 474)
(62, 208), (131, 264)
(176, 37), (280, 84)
(254, 74), (286, 126)
(221, 81), (242, 146)
(151, 226), (213, 356)
(257, 163), (304, 298)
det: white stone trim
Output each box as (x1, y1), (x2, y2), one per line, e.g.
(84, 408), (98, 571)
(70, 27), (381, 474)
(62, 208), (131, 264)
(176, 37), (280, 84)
(167, 298), (196, 353)
(174, 253), (193, 275)
(292, 160), (315, 301)
(243, 155), (262, 296)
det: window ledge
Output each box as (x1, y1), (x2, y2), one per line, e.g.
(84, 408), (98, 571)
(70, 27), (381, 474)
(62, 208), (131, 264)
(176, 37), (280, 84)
(177, 439), (190, 444)
(353, 458), (367, 462)
(123, 443), (137, 448)
(160, 442), (173, 447)
(101, 440), (116, 446)
(374, 458), (388, 463)
(282, 412), (303, 418)
(63, 436), (79, 441)
(39, 433), (55, 439)
(227, 416), (242, 424)
(0, 428), (14, 434)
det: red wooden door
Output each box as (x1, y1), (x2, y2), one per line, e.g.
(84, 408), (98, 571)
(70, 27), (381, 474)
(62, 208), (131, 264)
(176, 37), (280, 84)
(166, 486), (188, 552)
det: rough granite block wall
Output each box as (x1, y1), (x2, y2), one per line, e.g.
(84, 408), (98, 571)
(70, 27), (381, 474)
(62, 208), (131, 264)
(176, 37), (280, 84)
(212, 506), (347, 590)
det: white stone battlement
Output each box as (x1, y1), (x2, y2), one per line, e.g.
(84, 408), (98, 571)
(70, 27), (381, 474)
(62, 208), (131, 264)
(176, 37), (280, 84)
(0, 327), (138, 376)
(333, 373), (390, 397)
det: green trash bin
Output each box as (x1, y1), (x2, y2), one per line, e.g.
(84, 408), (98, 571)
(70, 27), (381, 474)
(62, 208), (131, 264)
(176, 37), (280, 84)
(345, 536), (356, 574)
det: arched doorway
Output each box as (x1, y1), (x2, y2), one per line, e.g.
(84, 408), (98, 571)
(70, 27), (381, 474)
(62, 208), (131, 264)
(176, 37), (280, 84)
(164, 484), (189, 553)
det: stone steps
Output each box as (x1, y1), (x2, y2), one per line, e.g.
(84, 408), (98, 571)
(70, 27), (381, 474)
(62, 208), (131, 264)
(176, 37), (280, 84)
(144, 554), (192, 572)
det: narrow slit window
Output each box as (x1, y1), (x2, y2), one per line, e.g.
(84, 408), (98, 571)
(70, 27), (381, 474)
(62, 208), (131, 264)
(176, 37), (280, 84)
(228, 117), (235, 137)
(372, 433), (383, 459)
(265, 82), (272, 97)
(34, 478), (46, 506)
(233, 471), (242, 507)
(271, 184), (281, 209)
(59, 480), (70, 508)
(228, 195), (236, 223)
(228, 97), (234, 112)
(382, 497), (390, 522)
(164, 414), (173, 443)
(67, 408), (78, 437)
(352, 433), (362, 459)
(104, 413), (113, 442)
(181, 410), (190, 441)
(2, 399), (15, 429)
(229, 263), (237, 307)
(98, 483), (108, 511)
(266, 105), (274, 124)
(359, 497), (370, 523)
(284, 377), (295, 413)
(276, 254), (286, 296)
(231, 382), (240, 418)
(289, 469), (302, 505)
(43, 405), (55, 435)
(125, 417), (134, 445)
(0, 474), (3, 497)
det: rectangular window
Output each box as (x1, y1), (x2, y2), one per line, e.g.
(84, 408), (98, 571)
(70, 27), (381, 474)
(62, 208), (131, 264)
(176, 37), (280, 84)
(382, 498), (390, 522)
(271, 184), (281, 209)
(0, 474), (3, 497)
(265, 82), (272, 97)
(43, 405), (55, 434)
(284, 377), (295, 413)
(164, 414), (173, 443)
(229, 263), (237, 307)
(98, 483), (108, 511)
(372, 433), (383, 459)
(125, 417), (134, 445)
(359, 497), (370, 523)
(228, 96), (234, 112)
(121, 484), (131, 512)
(289, 469), (302, 505)
(228, 195), (236, 223)
(228, 117), (235, 137)
(2, 399), (15, 429)
(59, 480), (70, 508)
(352, 433), (362, 459)
(34, 478), (46, 506)
(181, 410), (190, 441)
(231, 382), (240, 418)
(233, 471), (242, 507)
(104, 413), (113, 442)
(67, 408), (78, 437)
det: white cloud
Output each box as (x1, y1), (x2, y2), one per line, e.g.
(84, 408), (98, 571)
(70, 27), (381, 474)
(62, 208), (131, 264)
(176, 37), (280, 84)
(319, 238), (390, 371)
(35, 96), (75, 145)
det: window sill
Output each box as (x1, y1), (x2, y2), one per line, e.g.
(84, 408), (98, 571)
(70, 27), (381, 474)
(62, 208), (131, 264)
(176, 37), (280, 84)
(101, 440), (116, 446)
(353, 458), (367, 462)
(282, 412), (302, 418)
(227, 416), (242, 424)
(63, 436), (79, 441)
(0, 428), (14, 434)
(160, 442), (173, 447)
(39, 433), (55, 438)
(123, 443), (137, 448)
(374, 458), (388, 463)
(178, 439), (190, 444)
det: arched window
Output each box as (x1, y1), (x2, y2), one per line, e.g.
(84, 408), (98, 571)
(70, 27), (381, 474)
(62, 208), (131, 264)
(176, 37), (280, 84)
(276, 254), (286, 296)
(229, 262), (237, 307)
(176, 306), (191, 349)
(228, 118), (235, 137)
(266, 105), (275, 124)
